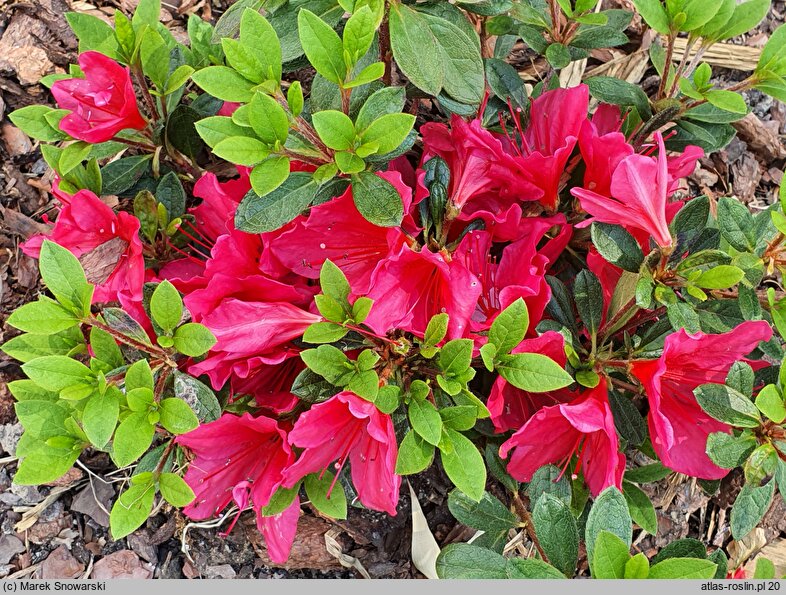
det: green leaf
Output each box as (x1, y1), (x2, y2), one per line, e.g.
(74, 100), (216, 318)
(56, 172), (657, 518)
(706, 431), (757, 468)
(533, 493), (580, 577)
(110, 482), (155, 539)
(694, 383), (761, 427)
(648, 558), (718, 579)
(159, 398), (199, 435)
(65, 12), (119, 58)
(585, 77), (653, 120)
(496, 352), (573, 392)
(343, 6), (377, 66)
(350, 171), (404, 227)
(83, 390), (119, 449)
(22, 356), (92, 392)
(159, 473), (195, 507)
(622, 481), (658, 535)
(235, 172), (316, 233)
(585, 486), (632, 568)
(717, 196), (755, 252)
(447, 489), (518, 533)
(335, 151), (366, 174)
(304, 471), (347, 519)
(591, 222), (645, 273)
(591, 531), (631, 579)
(6, 298), (80, 334)
(505, 558), (566, 579)
(608, 390), (648, 447)
(58, 141), (92, 175)
(173, 323), (217, 357)
(359, 113), (415, 155)
(436, 544), (507, 579)
(101, 155), (153, 195)
(298, 9), (346, 84)
(239, 8), (281, 83)
(1, 328), (83, 363)
(545, 43), (572, 69)
(422, 14), (484, 104)
(395, 430), (435, 475)
(389, 4), (443, 96)
(355, 87), (407, 133)
(39, 240), (91, 314)
(212, 136), (270, 166)
(528, 464), (572, 507)
(488, 298), (529, 354)
(156, 171), (186, 219)
(139, 28), (169, 88)
(164, 65), (195, 95)
(191, 66), (256, 102)
(173, 371), (221, 422)
(436, 543), (508, 579)
(624, 462), (672, 483)
(753, 557), (777, 579)
(344, 61), (385, 88)
(303, 321), (348, 344)
(694, 265), (745, 289)
(249, 156), (291, 198)
(194, 116), (253, 148)
(574, 269), (603, 335)
(755, 384), (786, 423)
(485, 57), (527, 109)
(730, 481), (776, 539)
(260, 485), (300, 516)
(312, 110), (356, 150)
(704, 90), (748, 114)
(126, 359), (154, 391)
(625, 553), (651, 579)
(14, 445), (80, 485)
(632, 0), (671, 33)
(440, 428), (486, 501)
(408, 398), (443, 446)
(112, 411), (155, 467)
(287, 81), (304, 116)
(150, 280), (183, 333)
(248, 92), (289, 146)
(301, 344), (354, 385)
(132, 0), (160, 30)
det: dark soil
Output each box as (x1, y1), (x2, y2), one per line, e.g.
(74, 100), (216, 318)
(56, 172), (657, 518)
(1, 0), (785, 580)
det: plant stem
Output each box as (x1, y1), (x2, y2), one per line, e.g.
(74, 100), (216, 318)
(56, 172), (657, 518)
(667, 34), (696, 98)
(133, 66), (159, 124)
(112, 136), (158, 152)
(152, 439), (176, 478)
(380, 15), (393, 86)
(512, 492), (549, 562)
(657, 32), (676, 100)
(86, 317), (168, 358)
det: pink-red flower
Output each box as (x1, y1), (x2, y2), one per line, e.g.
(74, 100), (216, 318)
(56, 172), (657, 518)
(572, 132), (673, 248)
(487, 332), (572, 433)
(503, 84), (589, 210)
(500, 378), (625, 496)
(364, 245), (481, 340)
(177, 413), (298, 564)
(51, 51), (146, 143)
(282, 391), (401, 516)
(269, 172), (409, 295)
(189, 300), (320, 390)
(22, 189), (144, 304)
(629, 320), (772, 479)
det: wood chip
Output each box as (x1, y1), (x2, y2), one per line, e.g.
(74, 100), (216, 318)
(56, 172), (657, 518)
(733, 113), (786, 160)
(91, 550), (153, 579)
(38, 546), (84, 579)
(672, 37), (761, 72)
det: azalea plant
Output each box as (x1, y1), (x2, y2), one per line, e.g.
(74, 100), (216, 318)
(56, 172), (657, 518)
(5, 0), (786, 579)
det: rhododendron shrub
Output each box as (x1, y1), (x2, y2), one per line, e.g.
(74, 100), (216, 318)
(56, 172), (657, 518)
(5, 0), (786, 580)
